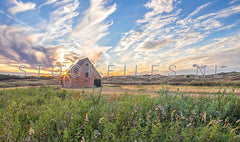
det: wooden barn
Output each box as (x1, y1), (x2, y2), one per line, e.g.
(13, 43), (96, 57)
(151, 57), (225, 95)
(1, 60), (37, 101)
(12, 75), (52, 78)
(59, 58), (101, 88)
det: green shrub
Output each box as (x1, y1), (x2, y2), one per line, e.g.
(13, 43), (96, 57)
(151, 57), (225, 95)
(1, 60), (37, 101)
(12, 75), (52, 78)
(0, 86), (240, 141)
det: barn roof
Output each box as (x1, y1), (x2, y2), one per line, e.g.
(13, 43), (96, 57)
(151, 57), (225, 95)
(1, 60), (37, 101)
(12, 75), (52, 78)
(76, 58), (88, 66)
(66, 58), (88, 75)
(60, 58), (101, 79)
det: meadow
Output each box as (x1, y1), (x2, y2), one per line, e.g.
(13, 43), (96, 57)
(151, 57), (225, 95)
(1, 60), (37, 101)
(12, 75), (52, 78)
(0, 85), (240, 141)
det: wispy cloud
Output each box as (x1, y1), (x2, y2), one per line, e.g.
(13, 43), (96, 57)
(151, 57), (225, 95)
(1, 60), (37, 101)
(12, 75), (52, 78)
(69, 0), (117, 63)
(38, 0), (58, 11)
(109, 0), (240, 73)
(1, 0), (117, 72)
(1, 0), (240, 74)
(8, 0), (36, 15)
(230, 0), (240, 5)
(38, 0), (80, 45)
(140, 39), (172, 50)
(170, 34), (240, 70)
(185, 2), (211, 19)
(0, 25), (56, 68)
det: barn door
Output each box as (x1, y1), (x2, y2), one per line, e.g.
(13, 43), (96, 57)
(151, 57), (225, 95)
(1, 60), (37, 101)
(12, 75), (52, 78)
(94, 79), (101, 87)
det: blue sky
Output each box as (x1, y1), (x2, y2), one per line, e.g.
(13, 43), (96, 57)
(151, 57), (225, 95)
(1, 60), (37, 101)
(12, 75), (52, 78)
(0, 0), (240, 76)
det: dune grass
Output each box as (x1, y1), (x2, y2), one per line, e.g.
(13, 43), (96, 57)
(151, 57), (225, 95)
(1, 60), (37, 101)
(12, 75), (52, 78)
(0, 86), (240, 141)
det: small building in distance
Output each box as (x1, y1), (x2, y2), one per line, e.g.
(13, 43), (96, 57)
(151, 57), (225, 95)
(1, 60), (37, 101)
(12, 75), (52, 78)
(60, 58), (101, 88)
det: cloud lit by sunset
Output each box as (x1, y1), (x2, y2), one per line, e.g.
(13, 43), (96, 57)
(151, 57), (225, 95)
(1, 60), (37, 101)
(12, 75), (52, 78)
(0, 0), (240, 76)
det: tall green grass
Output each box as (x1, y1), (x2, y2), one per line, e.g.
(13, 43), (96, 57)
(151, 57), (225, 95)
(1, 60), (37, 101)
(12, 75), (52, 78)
(0, 86), (240, 141)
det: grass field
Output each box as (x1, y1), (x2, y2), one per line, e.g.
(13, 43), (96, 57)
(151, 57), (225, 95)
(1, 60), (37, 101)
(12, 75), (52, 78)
(66, 84), (240, 100)
(0, 85), (240, 141)
(0, 78), (58, 88)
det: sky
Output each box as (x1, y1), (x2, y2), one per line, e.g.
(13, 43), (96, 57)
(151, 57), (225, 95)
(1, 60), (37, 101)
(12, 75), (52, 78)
(0, 0), (240, 76)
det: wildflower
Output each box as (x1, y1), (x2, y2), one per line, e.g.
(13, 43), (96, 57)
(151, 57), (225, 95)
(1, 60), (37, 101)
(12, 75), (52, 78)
(171, 110), (176, 121)
(85, 113), (88, 121)
(81, 137), (85, 142)
(190, 110), (196, 115)
(201, 111), (206, 122)
(133, 104), (138, 113)
(186, 123), (191, 127)
(230, 127), (240, 134)
(29, 127), (34, 135)
(111, 133), (115, 139)
(155, 104), (167, 117)
(234, 135), (240, 139)
(94, 130), (101, 139)
(99, 117), (104, 123)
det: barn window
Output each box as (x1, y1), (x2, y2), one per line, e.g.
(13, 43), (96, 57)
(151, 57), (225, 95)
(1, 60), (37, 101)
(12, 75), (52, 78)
(85, 72), (89, 78)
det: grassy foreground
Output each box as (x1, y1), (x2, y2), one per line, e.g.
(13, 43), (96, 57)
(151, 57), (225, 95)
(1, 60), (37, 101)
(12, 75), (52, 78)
(0, 86), (240, 141)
